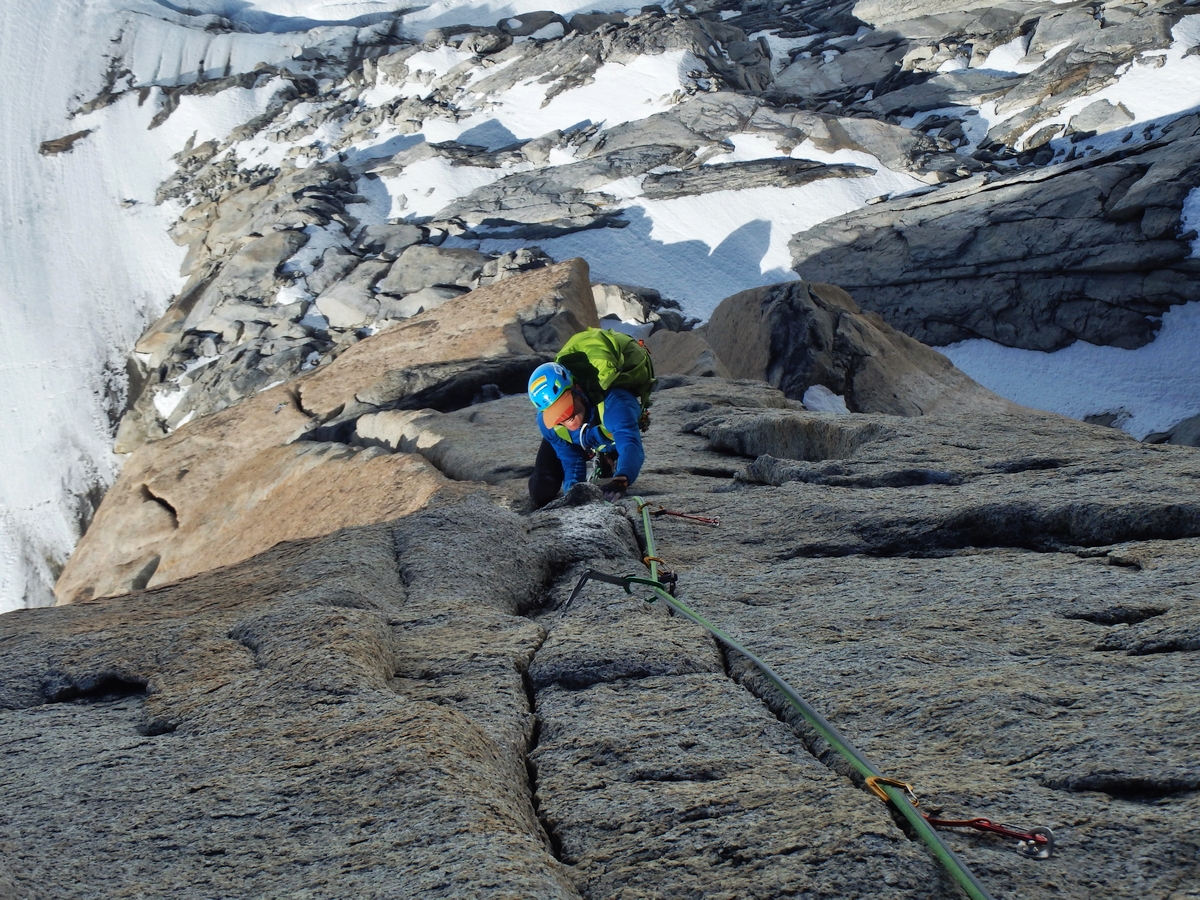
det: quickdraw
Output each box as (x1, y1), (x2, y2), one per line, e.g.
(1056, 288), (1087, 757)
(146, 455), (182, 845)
(863, 778), (1054, 858)
(923, 815), (1055, 860)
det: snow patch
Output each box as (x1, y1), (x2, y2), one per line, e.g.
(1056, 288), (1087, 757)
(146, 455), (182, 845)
(943, 301), (1200, 440)
(453, 50), (695, 142)
(703, 133), (788, 164)
(1182, 186), (1200, 257)
(378, 155), (524, 219)
(153, 384), (188, 419)
(802, 385), (850, 414)
(974, 34), (1036, 74)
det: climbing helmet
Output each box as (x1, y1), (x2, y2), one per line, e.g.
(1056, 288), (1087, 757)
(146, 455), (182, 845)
(528, 362), (577, 427)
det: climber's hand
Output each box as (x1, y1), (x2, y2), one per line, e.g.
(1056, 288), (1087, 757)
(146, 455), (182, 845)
(599, 475), (629, 502)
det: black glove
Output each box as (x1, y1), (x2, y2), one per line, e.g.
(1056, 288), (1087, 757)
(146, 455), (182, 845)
(599, 475), (629, 501)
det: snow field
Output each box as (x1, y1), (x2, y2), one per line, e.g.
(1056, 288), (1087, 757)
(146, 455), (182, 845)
(943, 300), (1200, 439)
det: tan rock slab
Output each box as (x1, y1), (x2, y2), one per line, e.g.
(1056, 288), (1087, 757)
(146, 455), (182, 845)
(57, 260), (597, 604)
(299, 257), (595, 419)
(56, 381), (449, 604)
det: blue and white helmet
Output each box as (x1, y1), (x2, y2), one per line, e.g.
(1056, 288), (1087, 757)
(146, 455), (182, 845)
(528, 362), (573, 410)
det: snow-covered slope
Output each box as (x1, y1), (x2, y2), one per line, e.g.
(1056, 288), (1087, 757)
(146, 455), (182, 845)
(1, 0), (184, 612)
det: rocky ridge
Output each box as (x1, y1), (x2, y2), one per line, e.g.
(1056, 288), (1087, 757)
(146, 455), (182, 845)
(82, 0), (1200, 459)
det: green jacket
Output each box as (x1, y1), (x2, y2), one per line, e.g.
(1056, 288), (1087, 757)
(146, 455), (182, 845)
(554, 328), (655, 411)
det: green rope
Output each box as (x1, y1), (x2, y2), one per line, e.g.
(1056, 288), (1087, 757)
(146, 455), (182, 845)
(632, 497), (997, 900)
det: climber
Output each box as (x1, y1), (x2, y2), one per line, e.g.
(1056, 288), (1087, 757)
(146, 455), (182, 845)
(527, 328), (655, 508)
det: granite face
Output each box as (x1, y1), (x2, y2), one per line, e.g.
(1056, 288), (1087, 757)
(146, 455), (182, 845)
(16, 1), (1200, 894)
(10, 378), (1200, 898)
(791, 113), (1200, 351)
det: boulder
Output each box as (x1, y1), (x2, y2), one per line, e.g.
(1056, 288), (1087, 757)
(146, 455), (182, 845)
(644, 329), (732, 379)
(306, 245), (360, 295)
(459, 29), (513, 56)
(703, 280), (1020, 416)
(592, 284), (649, 322)
(432, 147), (686, 238)
(1065, 99), (1135, 138)
(378, 285), (467, 321)
(775, 43), (907, 98)
(568, 12), (626, 34)
(374, 244), (490, 297)
(352, 223), (424, 260)
(314, 259), (390, 329)
(1027, 7), (1102, 58)
(478, 247), (555, 285)
(1145, 413), (1200, 448)
(851, 0), (1001, 27)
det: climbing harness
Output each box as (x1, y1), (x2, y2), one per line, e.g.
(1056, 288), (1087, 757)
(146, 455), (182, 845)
(565, 496), (1054, 900)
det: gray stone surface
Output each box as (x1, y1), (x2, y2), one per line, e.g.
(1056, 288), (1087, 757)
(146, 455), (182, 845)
(375, 244), (490, 297)
(42, 23), (1200, 891)
(433, 147), (687, 237)
(353, 223), (424, 260)
(1, 499), (618, 899)
(307, 245), (360, 295)
(703, 279), (1018, 415)
(641, 157), (874, 199)
(791, 114), (1200, 350)
(497, 11), (568, 37)
(315, 259), (391, 328)
(19, 377), (1200, 898)
(1145, 412), (1200, 448)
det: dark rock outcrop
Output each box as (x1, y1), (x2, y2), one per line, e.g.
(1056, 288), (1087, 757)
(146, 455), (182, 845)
(791, 114), (1200, 351)
(703, 279), (1020, 414)
(1146, 412), (1200, 447)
